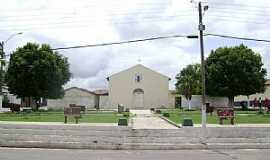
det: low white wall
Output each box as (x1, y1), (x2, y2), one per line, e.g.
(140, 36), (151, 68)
(47, 88), (97, 109)
(181, 95), (228, 109)
(47, 97), (96, 109)
(7, 94), (21, 104)
(99, 95), (109, 108)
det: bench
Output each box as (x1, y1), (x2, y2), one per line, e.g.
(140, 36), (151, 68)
(206, 103), (214, 116)
(64, 107), (81, 124)
(216, 108), (234, 125)
(69, 104), (86, 113)
(10, 103), (21, 112)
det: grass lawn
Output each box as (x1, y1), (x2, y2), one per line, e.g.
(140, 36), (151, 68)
(0, 111), (128, 123)
(159, 109), (270, 124)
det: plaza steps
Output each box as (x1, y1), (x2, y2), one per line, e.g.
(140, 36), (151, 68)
(1, 124), (270, 149)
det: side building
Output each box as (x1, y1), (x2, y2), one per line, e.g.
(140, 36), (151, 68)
(47, 87), (97, 110)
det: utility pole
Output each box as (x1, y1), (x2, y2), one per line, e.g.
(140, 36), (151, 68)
(198, 1), (207, 128)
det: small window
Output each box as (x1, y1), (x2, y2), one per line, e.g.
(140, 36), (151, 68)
(135, 74), (142, 83)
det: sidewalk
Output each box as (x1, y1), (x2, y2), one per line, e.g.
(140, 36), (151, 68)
(130, 110), (178, 129)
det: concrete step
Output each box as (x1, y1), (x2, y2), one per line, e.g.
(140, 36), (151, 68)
(2, 133), (270, 144)
(0, 134), (204, 143)
(2, 139), (270, 150)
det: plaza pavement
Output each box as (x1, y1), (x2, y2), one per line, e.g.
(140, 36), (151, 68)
(130, 109), (178, 129)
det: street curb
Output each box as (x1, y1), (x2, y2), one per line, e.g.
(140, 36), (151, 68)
(1, 141), (270, 150)
(159, 115), (181, 128)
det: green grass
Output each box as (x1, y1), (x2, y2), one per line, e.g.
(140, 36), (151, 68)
(159, 109), (270, 124)
(0, 111), (128, 123)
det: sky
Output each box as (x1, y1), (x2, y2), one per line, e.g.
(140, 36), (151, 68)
(0, 0), (270, 91)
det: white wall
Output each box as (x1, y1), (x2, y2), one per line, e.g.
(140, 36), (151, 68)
(181, 95), (229, 109)
(108, 64), (169, 109)
(47, 88), (96, 109)
(99, 95), (109, 108)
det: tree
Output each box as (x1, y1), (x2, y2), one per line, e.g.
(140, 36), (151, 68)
(6, 43), (71, 110)
(206, 44), (266, 107)
(175, 64), (201, 110)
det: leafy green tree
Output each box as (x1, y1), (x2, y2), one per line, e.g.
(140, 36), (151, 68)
(175, 64), (201, 110)
(6, 43), (71, 110)
(206, 44), (266, 107)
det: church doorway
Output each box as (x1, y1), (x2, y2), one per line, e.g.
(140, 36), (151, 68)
(133, 88), (144, 109)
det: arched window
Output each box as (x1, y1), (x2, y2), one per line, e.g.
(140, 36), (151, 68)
(135, 73), (142, 83)
(133, 88), (144, 94)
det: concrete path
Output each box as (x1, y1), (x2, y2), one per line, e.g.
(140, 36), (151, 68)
(130, 110), (178, 129)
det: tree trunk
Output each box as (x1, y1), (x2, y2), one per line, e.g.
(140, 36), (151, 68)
(247, 95), (250, 108)
(188, 99), (191, 110)
(30, 97), (39, 111)
(228, 96), (234, 108)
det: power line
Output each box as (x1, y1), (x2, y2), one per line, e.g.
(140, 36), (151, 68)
(0, 6), (189, 19)
(205, 33), (270, 43)
(4, 34), (190, 56)
(206, 16), (269, 25)
(5, 33), (270, 57)
(210, 2), (270, 9)
(52, 34), (270, 51)
(51, 34), (189, 50)
(210, 8), (270, 17)
(0, 1), (173, 13)
(0, 15), (196, 31)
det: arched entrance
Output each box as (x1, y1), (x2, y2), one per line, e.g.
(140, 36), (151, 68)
(133, 88), (144, 109)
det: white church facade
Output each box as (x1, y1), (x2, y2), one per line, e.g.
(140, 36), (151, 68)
(107, 64), (170, 109)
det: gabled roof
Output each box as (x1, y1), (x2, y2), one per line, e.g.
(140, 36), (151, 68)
(93, 89), (108, 95)
(106, 64), (171, 81)
(64, 87), (96, 95)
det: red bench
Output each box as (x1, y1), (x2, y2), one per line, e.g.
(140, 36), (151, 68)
(10, 103), (21, 112)
(216, 108), (234, 125)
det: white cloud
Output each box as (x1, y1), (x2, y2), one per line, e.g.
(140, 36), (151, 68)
(1, 0), (270, 91)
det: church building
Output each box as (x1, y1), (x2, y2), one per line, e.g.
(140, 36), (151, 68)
(107, 64), (170, 109)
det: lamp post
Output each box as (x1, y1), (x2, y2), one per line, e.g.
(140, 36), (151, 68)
(0, 32), (23, 95)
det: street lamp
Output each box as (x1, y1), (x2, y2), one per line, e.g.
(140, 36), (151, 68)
(4, 32), (23, 44)
(0, 32), (23, 95)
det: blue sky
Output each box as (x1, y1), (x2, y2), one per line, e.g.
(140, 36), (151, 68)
(0, 0), (269, 90)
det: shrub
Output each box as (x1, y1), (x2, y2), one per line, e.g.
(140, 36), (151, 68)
(150, 108), (155, 112)
(184, 108), (196, 112)
(182, 118), (193, 126)
(47, 108), (64, 112)
(155, 109), (162, 114)
(118, 118), (128, 126)
(162, 112), (170, 117)
(123, 112), (130, 118)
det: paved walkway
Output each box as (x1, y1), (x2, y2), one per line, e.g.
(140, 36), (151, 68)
(130, 110), (178, 129)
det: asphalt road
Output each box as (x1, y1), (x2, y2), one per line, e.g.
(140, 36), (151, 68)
(0, 148), (270, 160)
